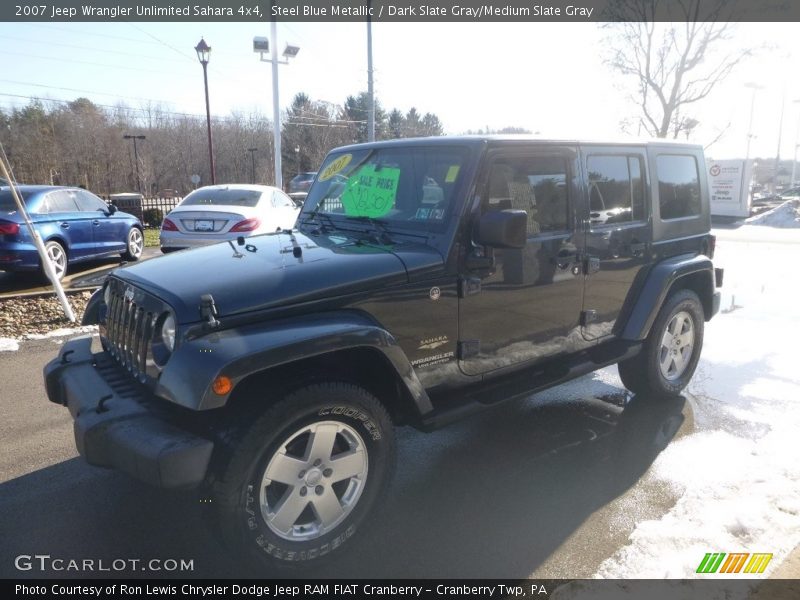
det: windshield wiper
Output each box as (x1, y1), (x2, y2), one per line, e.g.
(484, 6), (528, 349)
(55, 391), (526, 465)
(349, 216), (394, 245)
(300, 202), (337, 234)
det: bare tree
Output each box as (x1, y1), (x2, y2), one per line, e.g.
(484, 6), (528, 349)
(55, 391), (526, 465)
(604, 0), (752, 138)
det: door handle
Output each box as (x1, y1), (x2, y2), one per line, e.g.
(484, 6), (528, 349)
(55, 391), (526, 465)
(60, 222), (70, 229)
(92, 220), (100, 226)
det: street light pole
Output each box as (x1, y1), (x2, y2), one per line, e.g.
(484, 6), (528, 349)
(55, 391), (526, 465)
(254, 23), (300, 192)
(773, 86), (787, 193)
(195, 38), (216, 185)
(247, 147), (258, 184)
(123, 134), (145, 194)
(791, 99), (800, 188)
(367, 0), (375, 142)
(270, 20), (282, 189)
(744, 82), (764, 162)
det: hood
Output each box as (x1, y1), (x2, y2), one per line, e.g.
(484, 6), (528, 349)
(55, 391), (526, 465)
(114, 230), (441, 323)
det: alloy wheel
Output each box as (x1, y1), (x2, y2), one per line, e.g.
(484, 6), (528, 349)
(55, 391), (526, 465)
(259, 420), (369, 542)
(659, 310), (695, 381)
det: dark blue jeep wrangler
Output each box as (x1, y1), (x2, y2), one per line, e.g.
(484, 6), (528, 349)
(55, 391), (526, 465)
(45, 136), (722, 570)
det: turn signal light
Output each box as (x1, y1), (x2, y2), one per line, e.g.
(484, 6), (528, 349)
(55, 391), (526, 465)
(212, 375), (233, 396)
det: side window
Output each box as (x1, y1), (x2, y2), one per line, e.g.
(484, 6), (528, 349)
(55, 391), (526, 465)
(46, 191), (79, 213)
(586, 154), (645, 226)
(657, 155), (701, 220)
(485, 156), (569, 235)
(272, 191), (294, 208)
(75, 191), (108, 212)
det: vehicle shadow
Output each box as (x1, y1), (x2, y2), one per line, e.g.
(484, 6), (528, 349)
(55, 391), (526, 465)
(0, 247), (160, 295)
(0, 388), (688, 579)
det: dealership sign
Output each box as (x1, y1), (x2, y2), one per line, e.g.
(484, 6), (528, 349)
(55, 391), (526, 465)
(708, 159), (752, 218)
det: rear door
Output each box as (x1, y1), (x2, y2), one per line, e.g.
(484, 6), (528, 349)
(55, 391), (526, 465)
(458, 144), (585, 376)
(43, 190), (95, 259)
(269, 190), (301, 230)
(580, 145), (651, 340)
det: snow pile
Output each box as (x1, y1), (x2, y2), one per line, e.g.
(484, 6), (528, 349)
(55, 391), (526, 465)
(592, 239), (800, 579)
(0, 337), (19, 352)
(22, 325), (97, 340)
(0, 326), (98, 352)
(746, 198), (800, 228)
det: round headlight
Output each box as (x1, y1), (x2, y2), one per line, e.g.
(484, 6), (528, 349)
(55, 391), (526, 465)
(161, 313), (176, 353)
(103, 283), (111, 307)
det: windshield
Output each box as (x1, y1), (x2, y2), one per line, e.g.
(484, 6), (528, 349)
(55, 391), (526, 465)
(301, 146), (469, 231)
(181, 188), (263, 207)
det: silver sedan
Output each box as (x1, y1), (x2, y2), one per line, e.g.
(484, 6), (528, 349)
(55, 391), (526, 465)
(159, 184), (299, 252)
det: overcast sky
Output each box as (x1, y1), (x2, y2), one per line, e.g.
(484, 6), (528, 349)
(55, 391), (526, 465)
(0, 21), (798, 161)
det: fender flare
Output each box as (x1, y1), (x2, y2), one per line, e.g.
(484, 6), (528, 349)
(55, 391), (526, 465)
(156, 310), (432, 415)
(621, 254), (715, 341)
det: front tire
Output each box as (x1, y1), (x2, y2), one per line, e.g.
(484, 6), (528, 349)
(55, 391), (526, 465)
(618, 289), (705, 398)
(122, 227), (143, 261)
(210, 382), (395, 572)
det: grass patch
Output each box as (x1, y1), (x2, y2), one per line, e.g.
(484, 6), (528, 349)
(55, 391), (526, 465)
(144, 229), (160, 247)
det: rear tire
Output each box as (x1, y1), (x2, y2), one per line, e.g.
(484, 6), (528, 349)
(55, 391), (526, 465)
(618, 289), (704, 398)
(41, 240), (67, 281)
(209, 382), (395, 572)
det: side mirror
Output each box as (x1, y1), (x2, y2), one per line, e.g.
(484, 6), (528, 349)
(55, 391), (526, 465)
(474, 210), (527, 249)
(107, 204), (118, 215)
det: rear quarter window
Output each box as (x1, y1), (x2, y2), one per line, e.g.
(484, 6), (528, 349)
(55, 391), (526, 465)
(657, 155), (701, 220)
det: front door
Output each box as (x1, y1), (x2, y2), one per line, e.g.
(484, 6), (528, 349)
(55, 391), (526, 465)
(458, 146), (585, 377)
(75, 190), (126, 255)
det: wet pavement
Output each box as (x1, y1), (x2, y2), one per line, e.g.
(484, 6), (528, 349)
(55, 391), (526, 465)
(0, 337), (691, 578)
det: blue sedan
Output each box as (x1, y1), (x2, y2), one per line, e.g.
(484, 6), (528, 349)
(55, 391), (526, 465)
(0, 185), (143, 280)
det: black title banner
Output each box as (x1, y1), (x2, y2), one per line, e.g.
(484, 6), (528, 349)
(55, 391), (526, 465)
(2, 0), (798, 23)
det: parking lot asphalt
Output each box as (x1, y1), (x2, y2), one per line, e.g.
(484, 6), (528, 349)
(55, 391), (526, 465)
(0, 336), (686, 579)
(0, 247), (160, 298)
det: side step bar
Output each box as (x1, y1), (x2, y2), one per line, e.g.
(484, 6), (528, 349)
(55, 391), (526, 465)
(419, 341), (641, 432)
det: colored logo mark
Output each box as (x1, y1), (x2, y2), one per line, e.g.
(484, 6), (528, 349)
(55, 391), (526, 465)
(696, 552), (773, 574)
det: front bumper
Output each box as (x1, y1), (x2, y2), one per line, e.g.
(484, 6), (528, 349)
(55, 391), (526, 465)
(44, 336), (213, 489)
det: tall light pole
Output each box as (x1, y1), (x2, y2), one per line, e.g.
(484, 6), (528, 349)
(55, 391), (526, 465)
(791, 99), (800, 188)
(744, 82), (764, 162)
(195, 38), (216, 185)
(773, 86), (787, 193)
(123, 134), (145, 194)
(247, 147), (258, 184)
(254, 25), (299, 191)
(367, 0), (375, 142)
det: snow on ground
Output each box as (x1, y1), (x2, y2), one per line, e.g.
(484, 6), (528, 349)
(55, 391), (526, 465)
(592, 232), (800, 581)
(0, 325), (98, 352)
(22, 325), (97, 340)
(746, 198), (800, 228)
(0, 338), (19, 352)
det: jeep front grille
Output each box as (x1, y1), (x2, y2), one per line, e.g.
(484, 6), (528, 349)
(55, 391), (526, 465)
(105, 285), (156, 381)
